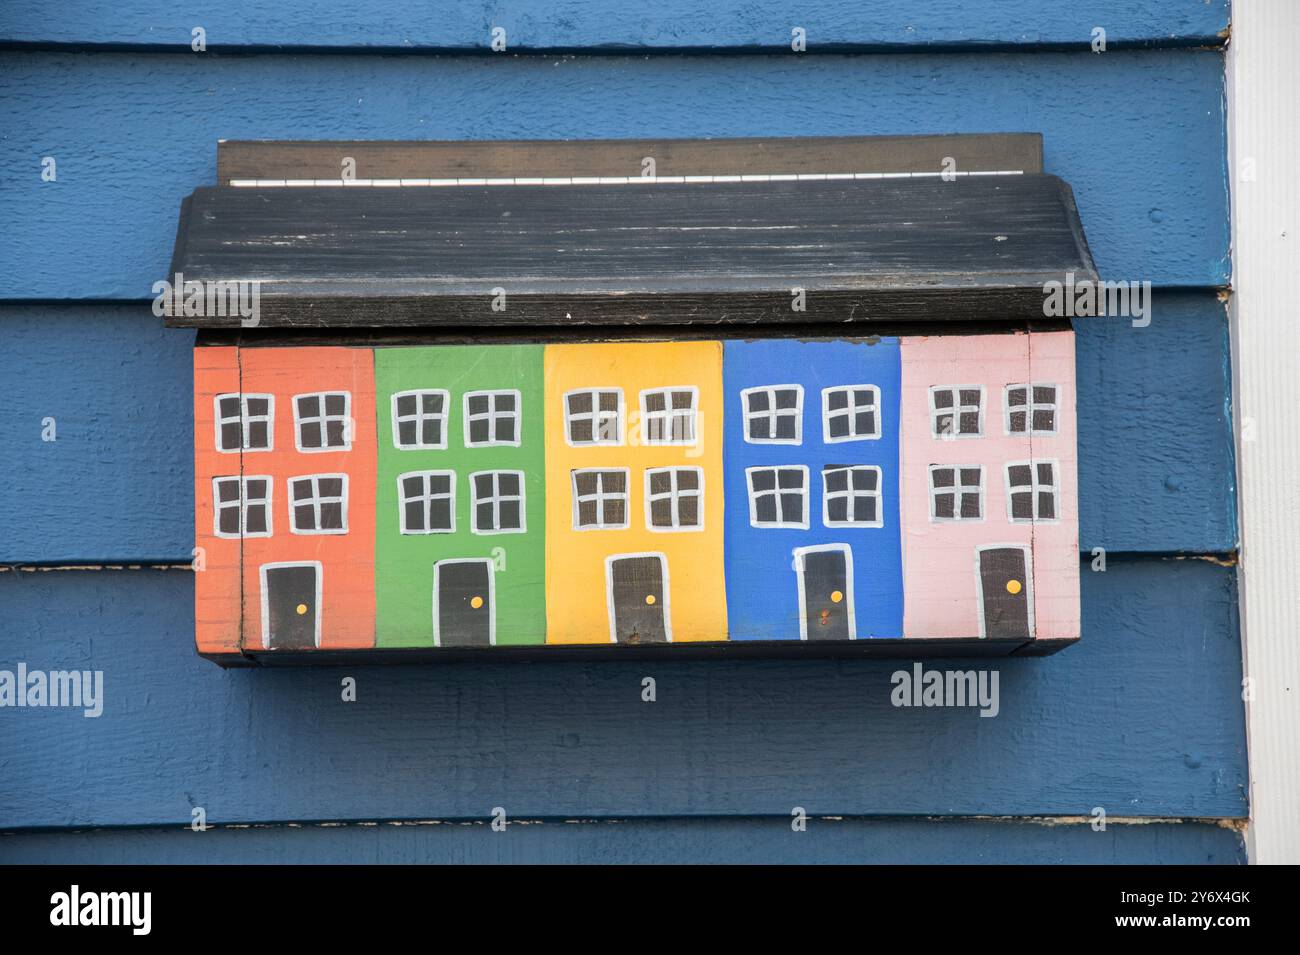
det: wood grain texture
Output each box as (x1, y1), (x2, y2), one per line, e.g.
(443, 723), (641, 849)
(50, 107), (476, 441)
(0, 557), (1246, 829)
(0, 50), (1229, 300)
(166, 176), (1096, 328)
(0, 292), (1234, 564)
(0, 819), (1246, 864)
(216, 134), (1044, 182)
(0, 1), (1230, 51)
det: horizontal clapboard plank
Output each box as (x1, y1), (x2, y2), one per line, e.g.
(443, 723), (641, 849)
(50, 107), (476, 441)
(0, 556), (1245, 829)
(0, 818), (1246, 864)
(0, 292), (1234, 564)
(166, 176), (1097, 327)
(217, 134), (1045, 183)
(0, 50), (1228, 300)
(0, 1), (1230, 51)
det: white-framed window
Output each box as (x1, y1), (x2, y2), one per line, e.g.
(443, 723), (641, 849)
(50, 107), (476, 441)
(288, 473), (349, 534)
(639, 387), (698, 445)
(746, 465), (809, 528)
(1006, 383), (1058, 435)
(470, 470), (526, 534)
(822, 385), (880, 442)
(564, 388), (624, 446)
(397, 470), (455, 534)
(295, 391), (352, 451)
(822, 465), (883, 528)
(392, 389), (450, 450)
(645, 467), (704, 532)
(463, 390), (521, 447)
(930, 386), (984, 438)
(741, 385), (803, 444)
(212, 475), (272, 539)
(571, 468), (630, 529)
(1006, 460), (1059, 522)
(214, 393), (274, 452)
(929, 465), (983, 521)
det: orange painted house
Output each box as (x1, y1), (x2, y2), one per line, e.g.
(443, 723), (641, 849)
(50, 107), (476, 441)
(193, 346), (376, 654)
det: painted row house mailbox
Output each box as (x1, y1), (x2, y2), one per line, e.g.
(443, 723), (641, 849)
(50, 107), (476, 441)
(168, 134), (1095, 664)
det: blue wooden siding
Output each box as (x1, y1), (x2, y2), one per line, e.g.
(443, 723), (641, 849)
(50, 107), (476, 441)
(0, 1), (1241, 863)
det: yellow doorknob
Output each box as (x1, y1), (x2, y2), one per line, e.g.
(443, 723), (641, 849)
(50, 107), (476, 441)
(645, 594), (656, 606)
(831, 590), (844, 604)
(470, 595), (484, 609)
(295, 603), (308, 615)
(1006, 580), (1022, 595)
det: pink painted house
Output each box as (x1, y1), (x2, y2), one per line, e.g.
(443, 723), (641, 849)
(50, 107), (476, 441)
(899, 331), (1080, 644)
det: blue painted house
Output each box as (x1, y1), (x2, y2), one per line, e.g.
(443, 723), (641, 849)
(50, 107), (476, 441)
(723, 339), (903, 640)
(0, 0), (1263, 865)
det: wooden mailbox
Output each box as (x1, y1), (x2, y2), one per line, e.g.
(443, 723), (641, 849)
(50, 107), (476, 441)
(166, 134), (1095, 665)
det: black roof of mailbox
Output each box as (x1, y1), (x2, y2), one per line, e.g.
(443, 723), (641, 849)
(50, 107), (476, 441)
(165, 174), (1097, 328)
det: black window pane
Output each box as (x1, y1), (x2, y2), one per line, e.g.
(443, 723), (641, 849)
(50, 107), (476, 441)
(855, 410), (875, 435)
(649, 470), (671, 495)
(574, 472), (596, 495)
(604, 500), (625, 525)
(295, 504), (316, 529)
(428, 474), (450, 494)
(499, 500), (521, 530)
(959, 389), (980, 406)
(645, 391), (666, 412)
(402, 476), (423, 498)
(1033, 385), (1056, 404)
(319, 502), (344, 529)
(960, 493), (981, 519)
(1037, 462), (1055, 485)
(780, 492), (803, 521)
(1007, 387), (1027, 407)
(748, 418), (771, 440)
(324, 394), (345, 416)
(650, 498), (673, 527)
(396, 394), (417, 417)
(931, 469), (954, 488)
(429, 499), (451, 531)
(1009, 465), (1033, 487)
(403, 500), (423, 531)
(852, 469), (877, 491)
(935, 413), (954, 435)
(827, 390), (848, 411)
(678, 495), (699, 526)
(497, 418), (516, 443)
(318, 478), (343, 498)
(325, 419), (347, 446)
(297, 396), (316, 417)
(778, 469), (803, 489)
(245, 397), (268, 416)
(774, 414), (797, 440)
(300, 421), (322, 448)
(959, 412), (980, 434)
(1039, 492), (1056, 520)
(1009, 411), (1027, 432)
(755, 495), (778, 523)
(577, 500), (597, 526)
(604, 471), (626, 493)
(217, 480), (241, 503)
(474, 474), (493, 497)
(570, 419), (593, 443)
(854, 389), (874, 407)
(245, 506), (267, 534)
(397, 420), (417, 446)
(220, 422), (242, 449)
(469, 418), (490, 444)
(247, 421), (269, 448)
(827, 497), (849, 523)
(671, 391), (693, 409)
(467, 394), (489, 415)
(497, 473), (519, 496)
(568, 392), (591, 414)
(598, 392), (618, 412)
(824, 468), (848, 493)
(960, 468), (981, 487)
(476, 502), (494, 530)
(291, 478), (313, 500)
(775, 389), (798, 410)
(676, 469), (698, 491)
(747, 391), (769, 412)
(218, 507), (240, 535)
(497, 393), (515, 411)
(855, 497), (877, 523)
(828, 415), (849, 439)
(932, 390), (953, 409)
(421, 419), (441, 445)
(1011, 492), (1033, 520)
(750, 469), (775, 492)
(934, 493), (954, 519)
(246, 479), (268, 500)
(1033, 409), (1055, 432)
(219, 396), (241, 418)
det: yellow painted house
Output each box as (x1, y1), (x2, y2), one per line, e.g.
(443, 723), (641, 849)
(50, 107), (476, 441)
(544, 341), (727, 643)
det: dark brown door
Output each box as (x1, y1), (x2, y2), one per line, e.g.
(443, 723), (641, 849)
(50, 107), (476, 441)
(608, 554), (668, 644)
(263, 563), (318, 649)
(436, 559), (493, 647)
(797, 546), (853, 641)
(979, 547), (1031, 639)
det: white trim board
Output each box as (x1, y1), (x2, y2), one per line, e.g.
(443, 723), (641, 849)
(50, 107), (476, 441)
(1229, 0), (1300, 865)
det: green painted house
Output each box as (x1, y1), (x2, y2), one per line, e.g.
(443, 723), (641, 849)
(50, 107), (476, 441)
(374, 345), (546, 646)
